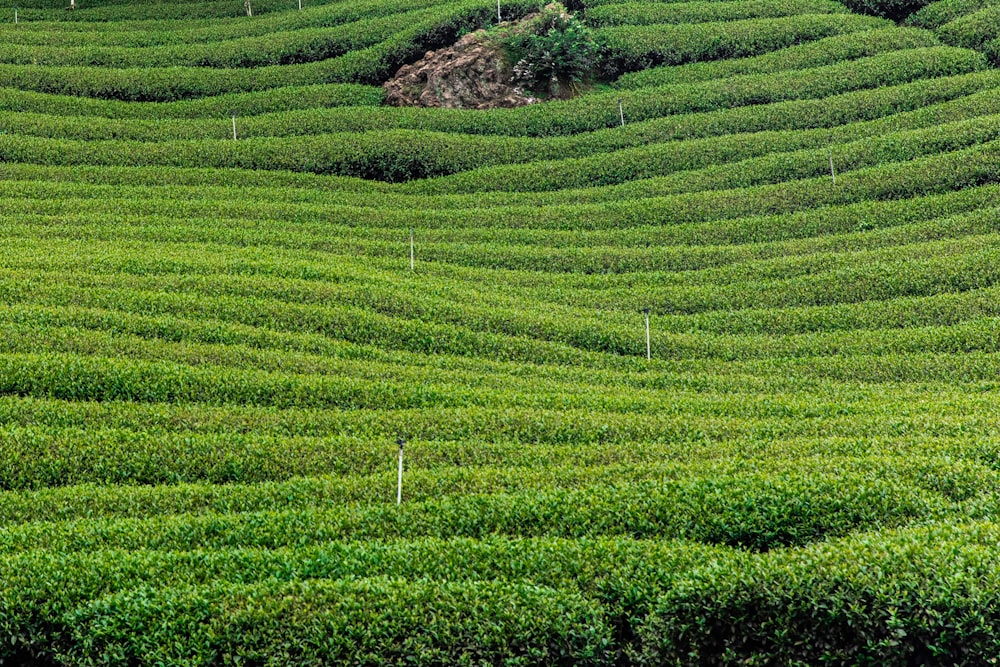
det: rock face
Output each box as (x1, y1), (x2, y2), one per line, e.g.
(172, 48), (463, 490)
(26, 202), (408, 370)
(383, 30), (536, 110)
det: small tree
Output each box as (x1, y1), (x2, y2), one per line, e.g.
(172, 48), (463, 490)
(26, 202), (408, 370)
(499, 3), (597, 99)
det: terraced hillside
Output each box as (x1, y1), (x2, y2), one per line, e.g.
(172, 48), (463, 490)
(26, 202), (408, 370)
(3, 0), (1000, 664)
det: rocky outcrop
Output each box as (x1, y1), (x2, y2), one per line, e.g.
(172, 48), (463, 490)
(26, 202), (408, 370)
(383, 30), (537, 110)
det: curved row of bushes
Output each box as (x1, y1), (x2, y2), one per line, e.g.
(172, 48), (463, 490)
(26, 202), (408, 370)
(585, 0), (847, 28)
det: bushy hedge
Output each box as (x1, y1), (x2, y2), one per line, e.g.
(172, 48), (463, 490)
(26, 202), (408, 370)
(906, 0), (1000, 29)
(0, 7), (446, 68)
(614, 27), (939, 87)
(585, 0), (847, 28)
(0, 84), (386, 119)
(937, 6), (1000, 52)
(596, 13), (889, 74)
(0, 0), (448, 46)
(60, 578), (612, 667)
(0, 537), (727, 663)
(639, 522), (1000, 665)
(401, 87), (1000, 193)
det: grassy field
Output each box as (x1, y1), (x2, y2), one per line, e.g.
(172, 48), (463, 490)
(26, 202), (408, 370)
(2, 0), (1000, 664)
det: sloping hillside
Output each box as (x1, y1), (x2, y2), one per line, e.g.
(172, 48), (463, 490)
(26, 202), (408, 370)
(2, 0), (1000, 664)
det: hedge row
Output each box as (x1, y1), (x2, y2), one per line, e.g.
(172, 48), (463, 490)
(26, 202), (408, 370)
(585, 0), (847, 28)
(936, 6), (1000, 52)
(61, 579), (611, 667)
(0, 473), (970, 553)
(613, 27), (938, 87)
(0, 0), (448, 46)
(0, 450), (992, 521)
(400, 95), (1000, 192)
(595, 13), (889, 74)
(0, 6), (454, 68)
(0, 537), (725, 663)
(9, 524), (1000, 665)
(15, 195), (994, 280)
(1, 139), (998, 243)
(11, 0), (396, 22)
(0, 83), (386, 119)
(906, 0), (999, 29)
(641, 522), (1000, 665)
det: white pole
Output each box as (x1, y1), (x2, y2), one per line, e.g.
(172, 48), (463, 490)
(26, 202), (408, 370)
(619, 99), (625, 127)
(644, 309), (651, 360)
(231, 113), (237, 140)
(409, 228), (414, 271)
(298, 0), (301, 8)
(829, 148), (836, 186)
(497, 0), (501, 22)
(396, 439), (405, 504)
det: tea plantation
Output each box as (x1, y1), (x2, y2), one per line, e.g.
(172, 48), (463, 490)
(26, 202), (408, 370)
(2, 0), (1000, 664)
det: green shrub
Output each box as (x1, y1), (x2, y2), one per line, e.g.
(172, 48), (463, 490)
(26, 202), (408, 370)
(586, 0), (847, 28)
(639, 522), (1000, 666)
(596, 13), (888, 75)
(499, 2), (599, 97)
(60, 578), (612, 667)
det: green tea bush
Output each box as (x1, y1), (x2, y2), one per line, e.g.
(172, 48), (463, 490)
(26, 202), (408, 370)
(937, 6), (1000, 52)
(640, 522), (1000, 666)
(614, 27), (939, 87)
(906, 0), (1000, 28)
(61, 578), (613, 667)
(596, 13), (888, 74)
(586, 0), (847, 28)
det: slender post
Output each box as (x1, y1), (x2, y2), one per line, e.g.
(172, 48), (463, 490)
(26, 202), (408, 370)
(298, 0), (301, 8)
(244, 0), (251, 16)
(497, 0), (501, 22)
(644, 308), (651, 361)
(409, 228), (415, 271)
(618, 98), (625, 127)
(829, 148), (836, 186)
(231, 112), (237, 140)
(396, 438), (405, 504)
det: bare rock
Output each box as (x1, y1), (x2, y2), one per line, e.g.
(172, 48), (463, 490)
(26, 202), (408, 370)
(383, 30), (537, 110)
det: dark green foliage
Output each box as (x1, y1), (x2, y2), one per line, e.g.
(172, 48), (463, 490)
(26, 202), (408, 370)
(500, 2), (599, 97)
(836, 0), (932, 20)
